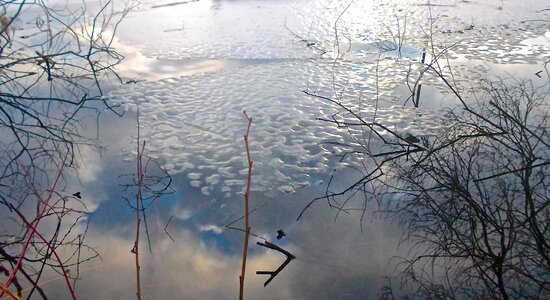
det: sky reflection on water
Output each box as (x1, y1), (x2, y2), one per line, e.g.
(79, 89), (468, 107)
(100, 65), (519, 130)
(19, 0), (550, 299)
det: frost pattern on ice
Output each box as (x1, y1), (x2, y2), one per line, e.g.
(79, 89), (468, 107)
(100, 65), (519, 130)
(109, 0), (549, 197)
(121, 0), (548, 62)
(109, 62), (447, 196)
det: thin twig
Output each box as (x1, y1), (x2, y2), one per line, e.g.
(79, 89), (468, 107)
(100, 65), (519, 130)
(255, 241), (295, 287)
(239, 111), (253, 300)
(0, 282), (21, 300)
(134, 110), (144, 300)
(9, 204), (76, 300)
(164, 215), (175, 242)
(2, 152), (69, 294)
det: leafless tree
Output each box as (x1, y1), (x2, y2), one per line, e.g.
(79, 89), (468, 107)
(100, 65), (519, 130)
(302, 63), (549, 300)
(1, 0), (135, 298)
(297, 3), (549, 299)
(385, 77), (549, 299)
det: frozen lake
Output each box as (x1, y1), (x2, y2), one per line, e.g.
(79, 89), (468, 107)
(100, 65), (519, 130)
(7, 0), (548, 299)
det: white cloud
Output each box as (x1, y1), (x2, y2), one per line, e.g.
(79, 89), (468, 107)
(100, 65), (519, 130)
(197, 224), (224, 234)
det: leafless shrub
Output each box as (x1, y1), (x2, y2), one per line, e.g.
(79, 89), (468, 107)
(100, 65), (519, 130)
(299, 2), (549, 298)
(0, 0), (136, 298)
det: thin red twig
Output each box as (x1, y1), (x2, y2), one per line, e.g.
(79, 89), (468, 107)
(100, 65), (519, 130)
(9, 204), (77, 300)
(1, 152), (69, 297)
(239, 111), (253, 300)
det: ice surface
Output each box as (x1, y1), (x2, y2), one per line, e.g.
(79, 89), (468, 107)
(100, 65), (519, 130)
(109, 59), (449, 196)
(109, 0), (549, 197)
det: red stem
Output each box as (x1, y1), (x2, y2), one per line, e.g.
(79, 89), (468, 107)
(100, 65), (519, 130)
(239, 111), (253, 300)
(9, 204), (77, 300)
(1, 152), (69, 296)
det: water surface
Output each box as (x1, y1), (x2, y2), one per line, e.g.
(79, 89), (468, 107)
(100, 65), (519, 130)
(34, 0), (550, 298)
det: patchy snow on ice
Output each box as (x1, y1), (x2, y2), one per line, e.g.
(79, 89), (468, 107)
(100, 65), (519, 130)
(108, 0), (549, 197)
